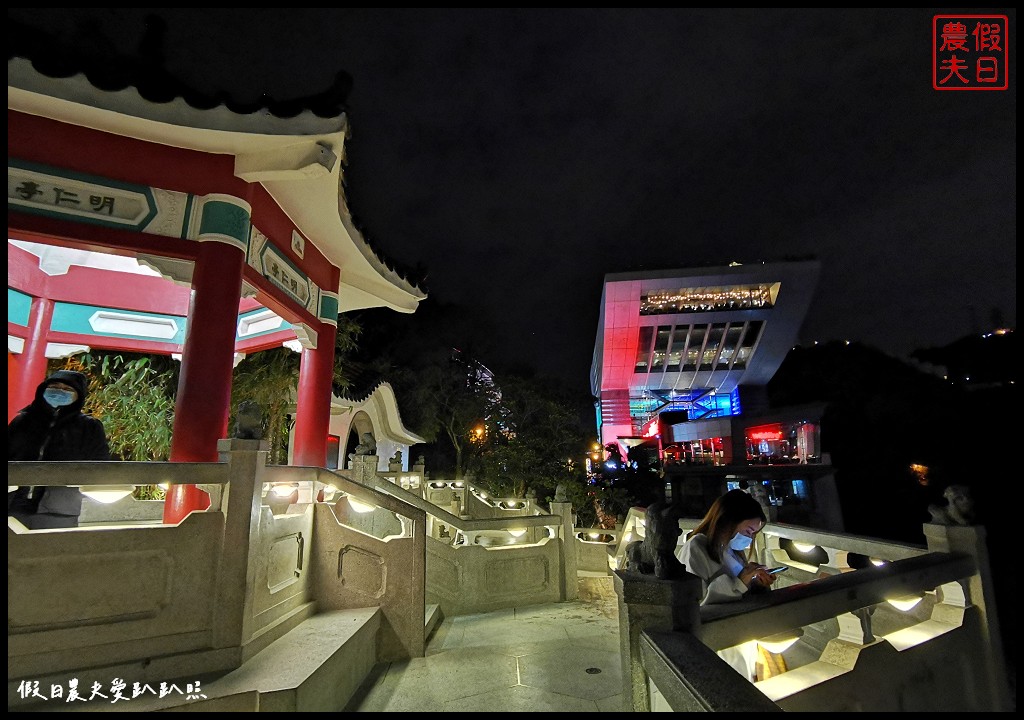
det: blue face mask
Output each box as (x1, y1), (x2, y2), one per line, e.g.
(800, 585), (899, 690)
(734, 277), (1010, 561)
(728, 532), (753, 552)
(43, 388), (76, 408)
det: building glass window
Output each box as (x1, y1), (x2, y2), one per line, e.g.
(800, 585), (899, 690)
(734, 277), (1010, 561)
(734, 320), (764, 367)
(674, 436), (726, 466)
(700, 323), (726, 369)
(666, 325), (688, 372)
(744, 420), (818, 464)
(326, 435), (340, 470)
(639, 282), (780, 315)
(634, 326), (654, 373)
(684, 325), (706, 371)
(651, 325), (671, 373)
(718, 324), (744, 367)
(791, 479), (808, 499)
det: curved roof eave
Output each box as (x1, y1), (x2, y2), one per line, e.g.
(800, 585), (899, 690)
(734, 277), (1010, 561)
(333, 382), (426, 446)
(370, 383), (427, 446)
(7, 58), (426, 313)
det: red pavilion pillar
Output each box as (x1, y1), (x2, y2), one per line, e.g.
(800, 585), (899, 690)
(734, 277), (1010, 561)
(9, 296), (54, 421)
(291, 313), (339, 467)
(164, 196), (250, 524)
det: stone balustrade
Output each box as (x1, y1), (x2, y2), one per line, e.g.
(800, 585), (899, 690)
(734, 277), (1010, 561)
(7, 441), (425, 710)
(13, 454), (1006, 713)
(611, 507), (1012, 712)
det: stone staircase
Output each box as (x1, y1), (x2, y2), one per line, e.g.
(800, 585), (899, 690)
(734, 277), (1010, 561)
(48, 608), (379, 713)
(120, 604), (445, 713)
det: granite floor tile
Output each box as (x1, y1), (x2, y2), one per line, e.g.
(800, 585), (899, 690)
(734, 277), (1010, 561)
(347, 588), (623, 712)
(518, 646), (622, 700)
(439, 684), (603, 712)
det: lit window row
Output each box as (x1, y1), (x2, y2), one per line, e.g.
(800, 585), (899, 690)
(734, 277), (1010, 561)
(639, 282), (780, 315)
(634, 321), (763, 374)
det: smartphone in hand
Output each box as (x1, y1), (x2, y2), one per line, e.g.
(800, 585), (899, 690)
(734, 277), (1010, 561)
(767, 566), (788, 575)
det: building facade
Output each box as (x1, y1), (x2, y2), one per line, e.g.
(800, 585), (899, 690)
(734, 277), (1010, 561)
(591, 260), (842, 528)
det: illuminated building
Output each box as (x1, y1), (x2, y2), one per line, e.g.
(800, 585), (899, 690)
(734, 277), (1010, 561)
(591, 260), (842, 528)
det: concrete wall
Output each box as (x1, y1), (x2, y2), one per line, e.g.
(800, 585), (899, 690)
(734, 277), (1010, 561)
(310, 496), (426, 662)
(9, 511), (228, 689)
(426, 537), (562, 616)
(79, 495), (164, 523)
(576, 534), (616, 574)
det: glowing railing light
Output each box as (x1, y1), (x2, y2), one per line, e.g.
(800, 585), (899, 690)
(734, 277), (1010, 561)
(453, 481), (465, 488)
(757, 630), (802, 654)
(321, 484), (338, 501)
(81, 485), (135, 504)
(271, 483), (298, 498)
(346, 495), (376, 514)
(158, 482), (170, 491)
(508, 528), (527, 538)
(588, 532), (601, 539)
(886, 594), (924, 612)
(870, 558), (887, 567)
(792, 541), (817, 553)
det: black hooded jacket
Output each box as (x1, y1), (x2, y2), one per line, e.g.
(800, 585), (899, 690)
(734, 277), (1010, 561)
(8, 370), (111, 517)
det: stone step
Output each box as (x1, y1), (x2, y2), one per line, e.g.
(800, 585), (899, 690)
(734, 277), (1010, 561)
(425, 603), (443, 640)
(109, 607), (383, 713)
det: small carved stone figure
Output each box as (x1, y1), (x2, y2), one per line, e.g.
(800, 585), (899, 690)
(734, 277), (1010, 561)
(353, 432), (377, 456)
(928, 484), (976, 526)
(233, 400), (263, 440)
(390, 449), (403, 465)
(747, 482), (771, 512)
(553, 482), (568, 503)
(624, 495), (686, 580)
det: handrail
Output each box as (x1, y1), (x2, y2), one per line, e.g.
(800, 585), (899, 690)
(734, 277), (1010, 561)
(610, 505), (932, 571)
(640, 631), (783, 712)
(696, 551), (976, 651)
(761, 522), (928, 562)
(313, 467), (561, 534)
(261, 465), (417, 519)
(7, 460), (228, 486)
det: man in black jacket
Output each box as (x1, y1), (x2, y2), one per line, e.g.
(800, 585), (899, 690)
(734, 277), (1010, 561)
(8, 369), (111, 529)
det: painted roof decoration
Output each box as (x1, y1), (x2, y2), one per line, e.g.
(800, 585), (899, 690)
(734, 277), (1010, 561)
(8, 14), (426, 315)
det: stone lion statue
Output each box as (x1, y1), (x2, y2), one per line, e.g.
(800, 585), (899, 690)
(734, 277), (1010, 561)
(928, 484), (976, 526)
(353, 432), (377, 456)
(233, 400), (263, 440)
(624, 496), (686, 580)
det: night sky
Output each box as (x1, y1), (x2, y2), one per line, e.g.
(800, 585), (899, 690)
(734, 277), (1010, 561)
(9, 8), (1017, 390)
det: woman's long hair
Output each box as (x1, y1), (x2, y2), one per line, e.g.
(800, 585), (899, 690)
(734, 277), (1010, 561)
(687, 489), (767, 562)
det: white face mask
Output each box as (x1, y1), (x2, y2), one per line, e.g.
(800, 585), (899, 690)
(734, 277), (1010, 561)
(728, 532), (753, 552)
